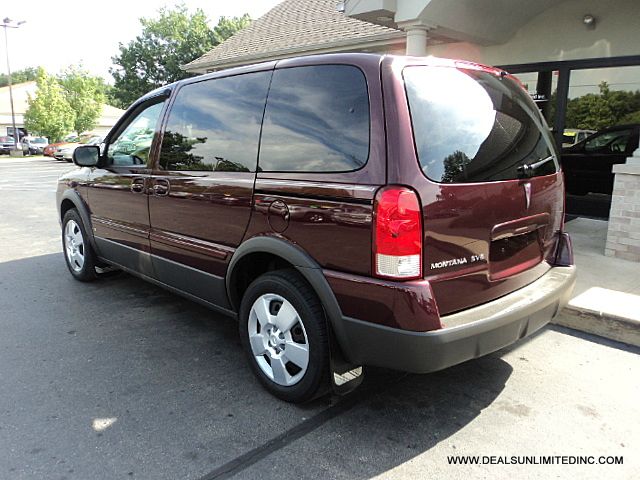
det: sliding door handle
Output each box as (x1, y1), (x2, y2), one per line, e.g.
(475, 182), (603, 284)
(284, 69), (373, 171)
(152, 179), (170, 196)
(130, 178), (146, 193)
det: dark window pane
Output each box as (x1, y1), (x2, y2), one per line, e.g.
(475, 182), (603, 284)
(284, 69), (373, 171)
(404, 66), (559, 183)
(107, 101), (164, 167)
(159, 72), (271, 172)
(584, 129), (632, 153)
(259, 65), (370, 172)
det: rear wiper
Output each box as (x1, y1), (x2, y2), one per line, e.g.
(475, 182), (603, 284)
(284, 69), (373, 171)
(517, 155), (554, 178)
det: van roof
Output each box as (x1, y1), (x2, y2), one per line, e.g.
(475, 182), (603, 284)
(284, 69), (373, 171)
(136, 53), (506, 106)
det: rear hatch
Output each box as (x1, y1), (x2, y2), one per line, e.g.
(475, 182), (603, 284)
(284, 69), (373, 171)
(403, 62), (564, 316)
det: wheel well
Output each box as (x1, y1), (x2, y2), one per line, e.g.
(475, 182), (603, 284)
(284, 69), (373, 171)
(60, 199), (76, 221)
(228, 252), (294, 311)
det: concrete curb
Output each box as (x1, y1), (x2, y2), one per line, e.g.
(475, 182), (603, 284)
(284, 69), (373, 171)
(553, 306), (640, 347)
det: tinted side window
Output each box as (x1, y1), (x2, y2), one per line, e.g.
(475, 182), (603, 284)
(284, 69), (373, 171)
(107, 101), (165, 167)
(584, 129), (632, 153)
(259, 65), (370, 172)
(159, 72), (271, 172)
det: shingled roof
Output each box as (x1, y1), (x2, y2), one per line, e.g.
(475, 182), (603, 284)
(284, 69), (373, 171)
(183, 0), (405, 72)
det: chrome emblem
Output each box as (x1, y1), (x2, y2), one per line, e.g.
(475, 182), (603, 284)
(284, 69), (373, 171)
(523, 182), (532, 209)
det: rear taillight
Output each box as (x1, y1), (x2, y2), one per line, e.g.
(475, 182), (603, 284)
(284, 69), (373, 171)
(373, 186), (422, 280)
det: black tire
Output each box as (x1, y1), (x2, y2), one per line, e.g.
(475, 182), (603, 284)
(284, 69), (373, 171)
(62, 209), (98, 282)
(239, 269), (329, 403)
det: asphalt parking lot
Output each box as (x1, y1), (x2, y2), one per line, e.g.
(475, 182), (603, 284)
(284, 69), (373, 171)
(0, 156), (638, 480)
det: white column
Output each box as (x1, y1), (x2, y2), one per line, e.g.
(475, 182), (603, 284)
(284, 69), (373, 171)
(403, 24), (428, 56)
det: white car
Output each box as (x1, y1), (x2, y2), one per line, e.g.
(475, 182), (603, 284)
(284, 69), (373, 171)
(54, 136), (103, 162)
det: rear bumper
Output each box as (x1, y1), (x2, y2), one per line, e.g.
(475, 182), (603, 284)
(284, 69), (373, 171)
(339, 265), (576, 373)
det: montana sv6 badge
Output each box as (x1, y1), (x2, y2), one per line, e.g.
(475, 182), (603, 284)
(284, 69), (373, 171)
(430, 253), (485, 270)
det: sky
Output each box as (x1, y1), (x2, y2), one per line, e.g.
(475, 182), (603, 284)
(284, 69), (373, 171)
(1, 0), (282, 81)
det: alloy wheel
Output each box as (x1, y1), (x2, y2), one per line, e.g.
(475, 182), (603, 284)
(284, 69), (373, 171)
(64, 220), (85, 272)
(248, 293), (310, 386)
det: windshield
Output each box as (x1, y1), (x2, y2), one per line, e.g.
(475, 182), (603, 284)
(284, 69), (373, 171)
(32, 138), (47, 144)
(404, 66), (559, 183)
(80, 136), (102, 145)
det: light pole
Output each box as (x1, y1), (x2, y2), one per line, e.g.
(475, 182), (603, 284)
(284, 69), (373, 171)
(2, 17), (26, 152)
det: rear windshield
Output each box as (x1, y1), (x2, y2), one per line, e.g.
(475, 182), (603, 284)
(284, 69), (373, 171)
(404, 66), (559, 183)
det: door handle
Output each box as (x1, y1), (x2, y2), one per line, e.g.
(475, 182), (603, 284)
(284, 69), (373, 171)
(131, 178), (146, 193)
(152, 179), (170, 196)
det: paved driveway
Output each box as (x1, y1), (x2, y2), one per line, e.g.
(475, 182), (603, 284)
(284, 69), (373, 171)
(0, 156), (638, 480)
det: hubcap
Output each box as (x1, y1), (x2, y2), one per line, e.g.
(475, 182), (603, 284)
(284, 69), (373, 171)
(64, 220), (85, 272)
(248, 293), (309, 387)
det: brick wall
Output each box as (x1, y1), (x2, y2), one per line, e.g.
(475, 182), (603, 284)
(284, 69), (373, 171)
(606, 149), (640, 262)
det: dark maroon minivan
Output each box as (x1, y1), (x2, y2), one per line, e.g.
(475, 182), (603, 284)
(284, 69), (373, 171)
(57, 54), (576, 402)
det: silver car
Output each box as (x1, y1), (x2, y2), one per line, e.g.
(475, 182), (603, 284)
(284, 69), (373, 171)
(22, 137), (49, 156)
(55, 136), (103, 162)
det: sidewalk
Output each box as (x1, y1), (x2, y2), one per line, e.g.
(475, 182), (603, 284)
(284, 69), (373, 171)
(554, 217), (640, 346)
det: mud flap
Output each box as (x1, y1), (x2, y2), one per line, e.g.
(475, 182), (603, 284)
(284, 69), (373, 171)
(329, 329), (364, 395)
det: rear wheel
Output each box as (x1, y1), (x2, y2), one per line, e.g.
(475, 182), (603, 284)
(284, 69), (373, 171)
(239, 270), (329, 403)
(62, 209), (98, 282)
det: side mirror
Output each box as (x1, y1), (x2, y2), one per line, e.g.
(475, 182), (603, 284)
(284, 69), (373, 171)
(73, 145), (100, 167)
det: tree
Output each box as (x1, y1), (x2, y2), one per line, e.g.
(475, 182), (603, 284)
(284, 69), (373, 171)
(110, 4), (251, 108)
(24, 68), (75, 143)
(565, 82), (640, 130)
(58, 66), (105, 136)
(213, 14), (251, 43)
(160, 130), (208, 170)
(0, 67), (39, 88)
(620, 110), (640, 124)
(441, 150), (471, 183)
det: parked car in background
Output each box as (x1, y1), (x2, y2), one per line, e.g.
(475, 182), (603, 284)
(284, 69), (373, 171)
(44, 136), (80, 157)
(562, 128), (595, 148)
(0, 136), (16, 154)
(561, 124), (640, 195)
(43, 143), (58, 157)
(54, 135), (102, 162)
(57, 54), (576, 403)
(22, 136), (49, 156)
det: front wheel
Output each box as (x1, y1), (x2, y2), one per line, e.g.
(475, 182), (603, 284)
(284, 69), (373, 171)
(239, 270), (329, 403)
(62, 209), (98, 282)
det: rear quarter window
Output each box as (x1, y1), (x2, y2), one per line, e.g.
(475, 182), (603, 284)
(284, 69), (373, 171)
(404, 66), (559, 183)
(258, 65), (370, 173)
